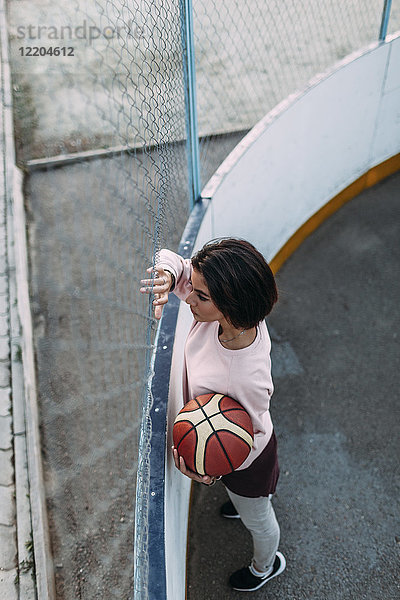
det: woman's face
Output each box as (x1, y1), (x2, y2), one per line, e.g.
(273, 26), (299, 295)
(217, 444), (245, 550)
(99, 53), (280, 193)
(185, 268), (224, 323)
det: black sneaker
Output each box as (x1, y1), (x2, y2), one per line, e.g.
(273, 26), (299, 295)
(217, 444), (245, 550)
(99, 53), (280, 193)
(220, 500), (240, 519)
(229, 551), (286, 591)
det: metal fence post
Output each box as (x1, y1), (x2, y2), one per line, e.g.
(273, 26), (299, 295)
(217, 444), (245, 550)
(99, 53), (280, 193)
(180, 0), (201, 209)
(379, 0), (392, 41)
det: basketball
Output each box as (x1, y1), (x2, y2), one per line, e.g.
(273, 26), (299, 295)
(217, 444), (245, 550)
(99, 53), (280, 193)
(173, 393), (254, 477)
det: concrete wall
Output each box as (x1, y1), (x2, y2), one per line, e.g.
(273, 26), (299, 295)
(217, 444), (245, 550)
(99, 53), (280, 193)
(164, 33), (400, 599)
(201, 34), (400, 262)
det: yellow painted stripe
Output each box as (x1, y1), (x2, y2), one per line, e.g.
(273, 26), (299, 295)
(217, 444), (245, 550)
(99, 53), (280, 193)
(270, 153), (400, 274)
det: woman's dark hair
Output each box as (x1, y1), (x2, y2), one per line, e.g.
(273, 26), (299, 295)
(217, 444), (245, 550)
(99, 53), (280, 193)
(191, 238), (278, 329)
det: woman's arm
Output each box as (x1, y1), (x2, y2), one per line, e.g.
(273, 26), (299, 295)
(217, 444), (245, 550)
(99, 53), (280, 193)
(140, 249), (193, 319)
(156, 249), (193, 301)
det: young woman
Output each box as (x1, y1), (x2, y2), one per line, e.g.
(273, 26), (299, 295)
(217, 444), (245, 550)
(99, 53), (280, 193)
(140, 238), (286, 592)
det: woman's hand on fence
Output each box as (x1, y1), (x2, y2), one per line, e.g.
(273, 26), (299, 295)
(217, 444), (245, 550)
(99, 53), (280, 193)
(140, 267), (173, 319)
(172, 446), (215, 485)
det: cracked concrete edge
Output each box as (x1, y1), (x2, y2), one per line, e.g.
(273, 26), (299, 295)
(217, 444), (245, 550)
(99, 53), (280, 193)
(0, 4), (18, 599)
(1, 0), (55, 598)
(11, 165), (56, 600)
(8, 225), (36, 600)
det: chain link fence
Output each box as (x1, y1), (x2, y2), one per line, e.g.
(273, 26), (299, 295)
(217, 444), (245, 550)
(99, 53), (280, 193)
(9, 1), (189, 598)
(194, 0), (400, 185)
(388, 0), (400, 34)
(5, 0), (399, 598)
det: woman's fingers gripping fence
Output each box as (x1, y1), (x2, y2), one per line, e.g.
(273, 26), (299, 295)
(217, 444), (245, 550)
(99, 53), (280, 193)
(140, 267), (173, 320)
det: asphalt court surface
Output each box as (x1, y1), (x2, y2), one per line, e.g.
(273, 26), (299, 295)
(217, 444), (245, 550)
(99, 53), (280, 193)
(187, 171), (400, 599)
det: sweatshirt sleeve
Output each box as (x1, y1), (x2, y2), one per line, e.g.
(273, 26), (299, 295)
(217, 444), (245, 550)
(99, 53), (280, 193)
(156, 248), (193, 301)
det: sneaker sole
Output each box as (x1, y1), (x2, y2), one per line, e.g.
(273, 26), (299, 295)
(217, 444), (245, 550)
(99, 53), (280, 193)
(221, 513), (240, 519)
(231, 551), (286, 592)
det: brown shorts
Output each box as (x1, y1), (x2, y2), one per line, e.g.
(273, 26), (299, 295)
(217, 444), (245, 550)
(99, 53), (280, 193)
(221, 430), (279, 498)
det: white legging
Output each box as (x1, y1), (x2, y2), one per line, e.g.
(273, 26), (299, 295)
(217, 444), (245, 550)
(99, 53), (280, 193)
(226, 487), (280, 572)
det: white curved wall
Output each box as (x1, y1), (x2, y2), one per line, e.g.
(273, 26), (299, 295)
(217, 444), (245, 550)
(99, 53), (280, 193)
(164, 33), (400, 599)
(201, 33), (400, 261)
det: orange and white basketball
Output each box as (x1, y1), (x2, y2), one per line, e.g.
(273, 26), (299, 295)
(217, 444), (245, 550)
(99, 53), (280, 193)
(173, 393), (254, 477)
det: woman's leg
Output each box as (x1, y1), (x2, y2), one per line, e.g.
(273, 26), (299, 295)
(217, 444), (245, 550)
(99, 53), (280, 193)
(226, 488), (280, 573)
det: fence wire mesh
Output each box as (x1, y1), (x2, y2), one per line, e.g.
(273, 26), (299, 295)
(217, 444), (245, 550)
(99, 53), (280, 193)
(388, 0), (400, 34)
(5, 0), (399, 598)
(9, 1), (189, 598)
(193, 0), (398, 185)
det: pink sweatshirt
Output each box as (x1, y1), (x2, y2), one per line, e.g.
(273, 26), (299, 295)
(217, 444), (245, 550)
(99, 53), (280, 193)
(158, 249), (274, 470)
